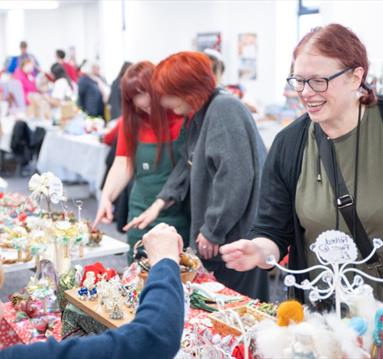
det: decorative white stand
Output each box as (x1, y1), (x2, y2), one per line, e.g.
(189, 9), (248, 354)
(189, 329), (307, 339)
(266, 230), (383, 318)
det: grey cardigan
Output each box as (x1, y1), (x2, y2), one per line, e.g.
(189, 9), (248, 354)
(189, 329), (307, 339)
(158, 91), (266, 255)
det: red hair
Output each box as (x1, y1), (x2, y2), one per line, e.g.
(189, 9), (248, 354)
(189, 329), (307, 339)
(293, 23), (376, 105)
(121, 61), (171, 164)
(153, 51), (216, 111)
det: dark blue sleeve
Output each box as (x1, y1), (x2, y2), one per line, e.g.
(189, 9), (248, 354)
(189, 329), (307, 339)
(0, 259), (184, 359)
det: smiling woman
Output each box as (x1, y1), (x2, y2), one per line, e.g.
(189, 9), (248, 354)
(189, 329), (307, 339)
(220, 23), (383, 304)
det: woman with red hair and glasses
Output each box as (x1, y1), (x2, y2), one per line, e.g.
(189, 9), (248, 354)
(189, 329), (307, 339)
(94, 61), (189, 262)
(126, 52), (268, 300)
(221, 24), (383, 304)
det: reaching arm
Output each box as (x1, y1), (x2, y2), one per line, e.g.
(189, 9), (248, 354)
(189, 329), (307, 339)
(93, 156), (133, 227)
(220, 236), (281, 271)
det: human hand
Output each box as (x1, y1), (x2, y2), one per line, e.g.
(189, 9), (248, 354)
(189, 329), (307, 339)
(196, 232), (219, 260)
(220, 239), (264, 271)
(93, 196), (113, 228)
(123, 199), (165, 232)
(142, 223), (183, 267)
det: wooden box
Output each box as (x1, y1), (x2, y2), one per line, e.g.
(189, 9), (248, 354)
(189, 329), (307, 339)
(208, 305), (274, 337)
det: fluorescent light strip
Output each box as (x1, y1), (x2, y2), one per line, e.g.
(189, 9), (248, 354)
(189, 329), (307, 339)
(0, 1), (59, 10)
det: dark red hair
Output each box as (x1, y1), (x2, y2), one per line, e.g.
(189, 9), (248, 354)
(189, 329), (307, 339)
(152, 51), (216, 111)
(121, 61), (171, 164)
(293, 23), (376, 105)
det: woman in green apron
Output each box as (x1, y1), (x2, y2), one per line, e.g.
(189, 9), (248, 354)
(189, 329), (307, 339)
(94, 61), (189, 262)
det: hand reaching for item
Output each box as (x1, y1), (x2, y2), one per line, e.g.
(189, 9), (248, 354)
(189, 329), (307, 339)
(123, 199), (165, 232)
(142, 223), (183, 267)
(220, 239), (263, 271)
(93, 196), (113, 229)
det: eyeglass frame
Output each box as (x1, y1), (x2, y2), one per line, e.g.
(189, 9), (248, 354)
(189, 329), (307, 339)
(286, 67), (353, 93)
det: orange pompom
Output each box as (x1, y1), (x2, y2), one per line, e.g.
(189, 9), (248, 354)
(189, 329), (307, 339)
(276, 300), (304, 327)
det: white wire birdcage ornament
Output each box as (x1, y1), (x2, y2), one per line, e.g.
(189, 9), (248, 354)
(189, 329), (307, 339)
(266, 230), (383, 318)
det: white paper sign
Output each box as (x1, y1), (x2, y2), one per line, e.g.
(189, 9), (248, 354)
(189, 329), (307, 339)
(310, 230), (358, 264)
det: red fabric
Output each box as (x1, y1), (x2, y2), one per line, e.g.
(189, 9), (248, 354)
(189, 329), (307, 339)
(116, 112), (184, 157)
(231, 344), (254, 359)
(103, 117), (122, 145)
(80, 262), (117, 286)
(62, 62), (79, 82)
(0, 302), (61, 349)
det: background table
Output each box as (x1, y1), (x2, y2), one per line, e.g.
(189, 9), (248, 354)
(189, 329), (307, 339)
(2, 235), (130, 273)
(37, 131), (109, 196)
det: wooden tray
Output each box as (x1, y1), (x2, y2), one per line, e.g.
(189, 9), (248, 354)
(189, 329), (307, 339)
(208, 305), (274, 337)
(65, 288), (135, 329)
(139, 269), (196, 284)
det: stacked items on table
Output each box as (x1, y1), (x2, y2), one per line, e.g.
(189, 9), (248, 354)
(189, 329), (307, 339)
(0, 273), (61, 349)
(60, 250), (202, 335)
(0, 172), (103, 272)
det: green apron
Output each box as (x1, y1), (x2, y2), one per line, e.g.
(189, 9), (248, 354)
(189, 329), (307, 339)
(127, 128), (190, 262)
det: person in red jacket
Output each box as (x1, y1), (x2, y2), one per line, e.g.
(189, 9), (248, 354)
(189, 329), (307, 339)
(55, 49), (79, 83)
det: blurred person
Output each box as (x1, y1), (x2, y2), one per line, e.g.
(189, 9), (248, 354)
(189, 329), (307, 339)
(203, 48), (225, 86)
(108, 61), (132, 120)
(13, 59), (38, 106)
(77, 62), (108, 119)
(18, 41), (40, 74)
(204, 48), (258, 113)
(55, 49), (79, 83)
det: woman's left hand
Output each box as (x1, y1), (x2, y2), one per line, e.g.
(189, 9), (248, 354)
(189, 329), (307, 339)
(196, 233), (219, 260)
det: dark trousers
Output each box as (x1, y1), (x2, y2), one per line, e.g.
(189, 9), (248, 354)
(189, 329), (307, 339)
(202, 259), (269, 302)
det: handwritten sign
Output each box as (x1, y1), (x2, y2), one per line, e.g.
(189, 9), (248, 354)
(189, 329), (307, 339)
(310, 230), (358, 264)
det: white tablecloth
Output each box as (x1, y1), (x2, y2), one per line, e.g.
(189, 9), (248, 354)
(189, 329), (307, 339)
(0, 116), (54, 153)
(37, 131), (109, 195)
(2, 235), (130, 273)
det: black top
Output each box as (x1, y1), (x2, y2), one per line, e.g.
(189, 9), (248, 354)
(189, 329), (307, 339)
(251, 98), (383, 302)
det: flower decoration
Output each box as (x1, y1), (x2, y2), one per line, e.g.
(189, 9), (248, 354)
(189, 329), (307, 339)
(29, 172), (66, 215)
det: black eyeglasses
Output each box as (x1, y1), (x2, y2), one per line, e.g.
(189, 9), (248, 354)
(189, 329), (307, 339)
(286, 67), (353, 93)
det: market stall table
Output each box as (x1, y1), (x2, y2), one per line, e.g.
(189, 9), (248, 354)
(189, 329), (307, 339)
(62, 272), (261, 357)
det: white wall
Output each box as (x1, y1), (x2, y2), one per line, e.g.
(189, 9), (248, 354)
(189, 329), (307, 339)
(123, 0), (297, 106)
(0, 13), (6, 66)
(0, 0), (297, 105)
(21, 1), (99, 72)
(320, 1), (382, 64)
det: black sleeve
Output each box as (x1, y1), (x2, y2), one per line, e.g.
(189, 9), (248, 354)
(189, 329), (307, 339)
(250, 132), (295, 261)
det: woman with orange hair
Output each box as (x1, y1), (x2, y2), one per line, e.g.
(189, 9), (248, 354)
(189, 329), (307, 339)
(126, 52), (268, 300)
(94, 61), (189, 262)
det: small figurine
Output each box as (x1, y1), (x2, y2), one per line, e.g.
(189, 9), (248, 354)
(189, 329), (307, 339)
(78, 271), (97, 301)
(110, 302), (124, 320)
(77, 287), (88, 300)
